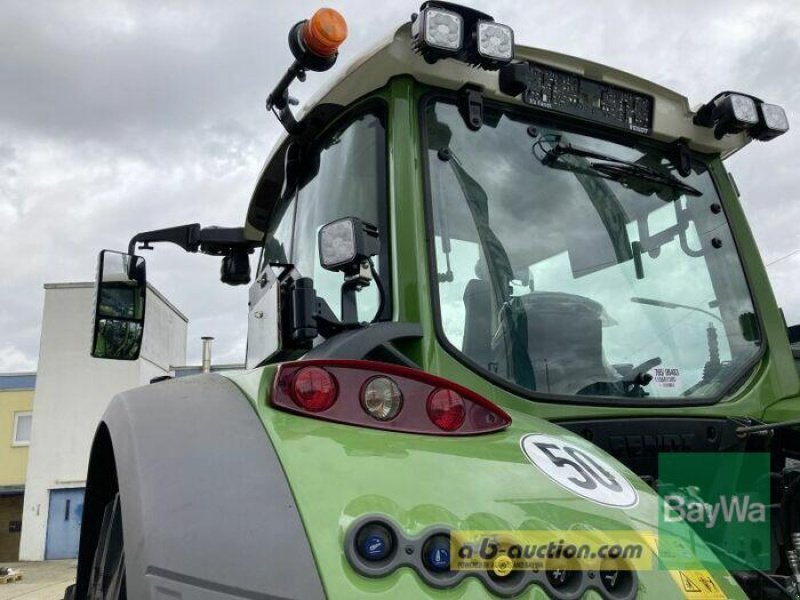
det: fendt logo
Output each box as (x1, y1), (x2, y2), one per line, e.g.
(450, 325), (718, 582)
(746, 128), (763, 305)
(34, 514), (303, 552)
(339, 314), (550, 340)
(658, 453), (770, 571)
(662, 494), (767, 529)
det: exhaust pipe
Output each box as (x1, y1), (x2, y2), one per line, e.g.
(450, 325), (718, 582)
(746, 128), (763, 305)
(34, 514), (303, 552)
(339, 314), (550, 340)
(201, 336), (214, 374)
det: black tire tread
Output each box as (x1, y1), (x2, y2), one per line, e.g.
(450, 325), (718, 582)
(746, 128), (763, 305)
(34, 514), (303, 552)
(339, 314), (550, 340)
(86, 493), (126, 600)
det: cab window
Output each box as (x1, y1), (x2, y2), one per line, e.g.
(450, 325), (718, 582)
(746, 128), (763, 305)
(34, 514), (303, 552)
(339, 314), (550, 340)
(292, 109), (388, 322)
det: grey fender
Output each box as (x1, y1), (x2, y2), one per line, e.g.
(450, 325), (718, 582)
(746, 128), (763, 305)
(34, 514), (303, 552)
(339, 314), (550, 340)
(76, 374), (325, 600)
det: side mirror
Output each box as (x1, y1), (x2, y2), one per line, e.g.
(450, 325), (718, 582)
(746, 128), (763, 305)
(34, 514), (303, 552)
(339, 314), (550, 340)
(91, 250), (147, 360)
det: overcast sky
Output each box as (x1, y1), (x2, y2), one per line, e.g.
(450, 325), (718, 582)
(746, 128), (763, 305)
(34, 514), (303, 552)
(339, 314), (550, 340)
(1, 0), (798, 371)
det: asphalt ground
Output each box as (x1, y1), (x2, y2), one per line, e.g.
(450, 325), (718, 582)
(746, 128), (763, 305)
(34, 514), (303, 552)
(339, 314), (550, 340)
(0, 561), (75, 600)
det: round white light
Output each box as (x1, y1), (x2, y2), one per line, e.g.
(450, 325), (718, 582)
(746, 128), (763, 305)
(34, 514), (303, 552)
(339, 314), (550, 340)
(360, 376), (403, 421)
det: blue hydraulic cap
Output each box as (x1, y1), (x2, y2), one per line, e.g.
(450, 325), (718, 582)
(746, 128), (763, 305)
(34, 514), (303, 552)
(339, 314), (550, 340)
(361, 534), (389, 560)
(423, 535), (451, 572)
(355, 523), (394, 562)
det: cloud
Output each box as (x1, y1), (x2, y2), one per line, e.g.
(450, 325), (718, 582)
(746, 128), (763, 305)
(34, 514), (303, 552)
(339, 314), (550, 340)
(1, 0), (799, 373)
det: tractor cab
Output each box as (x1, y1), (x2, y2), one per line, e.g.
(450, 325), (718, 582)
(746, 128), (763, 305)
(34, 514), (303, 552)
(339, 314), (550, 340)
(85, 3), (800, 599)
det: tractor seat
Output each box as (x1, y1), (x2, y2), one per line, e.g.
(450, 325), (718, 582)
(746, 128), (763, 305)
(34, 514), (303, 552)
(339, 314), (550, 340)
(518, 291), (617, 395)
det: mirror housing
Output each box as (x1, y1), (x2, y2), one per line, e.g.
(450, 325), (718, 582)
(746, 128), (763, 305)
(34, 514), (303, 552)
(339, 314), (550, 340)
(91, 250), (147, 360)
(221, 248), (252, 286)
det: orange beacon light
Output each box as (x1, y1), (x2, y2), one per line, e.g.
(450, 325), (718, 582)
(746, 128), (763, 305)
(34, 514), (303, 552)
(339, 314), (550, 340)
(302, 8), (348, 58)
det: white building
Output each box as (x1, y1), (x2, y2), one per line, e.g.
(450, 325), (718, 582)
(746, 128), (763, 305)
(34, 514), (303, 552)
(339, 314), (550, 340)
(19, 282), (187, 561)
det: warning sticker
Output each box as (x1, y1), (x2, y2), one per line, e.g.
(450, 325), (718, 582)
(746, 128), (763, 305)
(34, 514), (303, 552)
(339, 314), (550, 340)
(651, 367), (682, 390)
(668, 570), (725, 600)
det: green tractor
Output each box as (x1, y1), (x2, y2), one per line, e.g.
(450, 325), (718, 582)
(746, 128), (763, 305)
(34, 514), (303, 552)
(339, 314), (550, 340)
(73, 3), (798, 599)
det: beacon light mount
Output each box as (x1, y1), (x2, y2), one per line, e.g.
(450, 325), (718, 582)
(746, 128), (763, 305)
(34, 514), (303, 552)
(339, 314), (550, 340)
(266, 8), (348, 134)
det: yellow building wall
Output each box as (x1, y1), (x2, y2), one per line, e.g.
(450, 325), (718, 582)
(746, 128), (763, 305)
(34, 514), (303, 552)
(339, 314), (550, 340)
(0, 389), (33, 487)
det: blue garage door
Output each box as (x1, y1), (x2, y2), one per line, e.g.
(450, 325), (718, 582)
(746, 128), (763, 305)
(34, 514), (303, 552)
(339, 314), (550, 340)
(45, 488), (85, 560)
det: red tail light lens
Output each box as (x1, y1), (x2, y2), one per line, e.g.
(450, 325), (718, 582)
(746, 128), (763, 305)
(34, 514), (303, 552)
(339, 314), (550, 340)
(272, 360), (511, 435)
(426, 389), (466, 431)
(290, 366), (337, 412)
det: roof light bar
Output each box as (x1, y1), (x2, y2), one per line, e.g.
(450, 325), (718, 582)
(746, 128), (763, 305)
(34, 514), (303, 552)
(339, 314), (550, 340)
(694, 91), (789, 142)
(693, 92), (758, 139)
(411, 2), (514, 70)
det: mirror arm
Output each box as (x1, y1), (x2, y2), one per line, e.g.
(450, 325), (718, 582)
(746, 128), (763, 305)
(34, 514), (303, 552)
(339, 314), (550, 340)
(197, 227), (261, 256)
(129, 224), (260, 256)
(128, 224), (202, 256)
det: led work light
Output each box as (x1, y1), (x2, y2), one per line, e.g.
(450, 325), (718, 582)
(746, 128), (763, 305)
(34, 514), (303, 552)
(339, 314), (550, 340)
(477, 21), (514, 64)
(318, 217), (380, 275)
(693, 93), (758, 139)
(414, 6), (463, 53)
(411, 2), (514, 69)
(694, 91), (789, 141)
(751, 103), (790, 141)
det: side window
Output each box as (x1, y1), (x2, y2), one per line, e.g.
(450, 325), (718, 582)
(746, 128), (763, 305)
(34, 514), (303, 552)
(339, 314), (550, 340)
(293, 110), (388, 322)
(263, 193), (296, 266)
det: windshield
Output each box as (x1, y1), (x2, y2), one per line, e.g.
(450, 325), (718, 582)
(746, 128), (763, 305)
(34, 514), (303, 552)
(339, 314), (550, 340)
(424, 99), (761, 403)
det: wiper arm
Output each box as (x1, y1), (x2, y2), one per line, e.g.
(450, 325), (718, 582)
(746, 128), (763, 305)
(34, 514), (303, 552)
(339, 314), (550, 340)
(590, 163), (703, 197)
(537, 139), (703, 198)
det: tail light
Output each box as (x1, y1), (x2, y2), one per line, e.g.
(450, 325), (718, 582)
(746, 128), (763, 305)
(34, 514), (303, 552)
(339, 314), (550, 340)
(291, 366), (337, 412)
(272, 360), (511, 435)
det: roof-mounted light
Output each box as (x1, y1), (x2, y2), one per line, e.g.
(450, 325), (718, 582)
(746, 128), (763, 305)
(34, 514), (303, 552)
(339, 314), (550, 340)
(412, 5), (463, 60)
(751, 103), (790, 141)
(693, 92), (758, 139)
(265, 7), (348, 134)
(302, 8), (347, 58)
(694, 91), (790, 142)
(423, 7), (463, 51)
(411, 2), (514, 70)
(477, 21), (514, 67)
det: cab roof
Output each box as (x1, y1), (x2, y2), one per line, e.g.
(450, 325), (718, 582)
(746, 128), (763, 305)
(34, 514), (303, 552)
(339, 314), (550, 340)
(245, 22), (749, 239)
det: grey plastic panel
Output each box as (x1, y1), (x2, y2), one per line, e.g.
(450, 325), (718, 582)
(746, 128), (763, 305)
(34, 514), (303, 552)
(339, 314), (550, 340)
(102, 374), (325, 600)
(344, 516), (638, 600)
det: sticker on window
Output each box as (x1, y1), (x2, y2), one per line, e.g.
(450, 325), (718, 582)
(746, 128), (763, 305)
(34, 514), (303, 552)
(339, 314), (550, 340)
(650, 367), (682, 390)
(520, 433), (638, 508)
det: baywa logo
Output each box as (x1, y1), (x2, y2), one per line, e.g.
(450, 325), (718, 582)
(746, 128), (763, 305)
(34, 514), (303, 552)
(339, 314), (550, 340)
(662, 493), (767, 529)
(658, 453), (771, 571)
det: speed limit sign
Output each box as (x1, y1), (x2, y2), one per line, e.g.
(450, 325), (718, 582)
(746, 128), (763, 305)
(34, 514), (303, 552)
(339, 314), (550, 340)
(520, 433), (638, 508)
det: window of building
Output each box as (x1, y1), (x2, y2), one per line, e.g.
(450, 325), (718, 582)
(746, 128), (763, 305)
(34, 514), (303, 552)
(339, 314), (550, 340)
(12, 411), (32, 446)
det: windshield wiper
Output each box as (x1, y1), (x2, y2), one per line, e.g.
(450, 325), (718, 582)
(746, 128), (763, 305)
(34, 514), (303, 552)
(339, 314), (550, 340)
(537, 139), (703, 198)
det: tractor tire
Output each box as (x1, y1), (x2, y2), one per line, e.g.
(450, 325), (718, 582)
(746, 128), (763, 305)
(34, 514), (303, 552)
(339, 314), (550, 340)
(86, 493), (126, 599)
